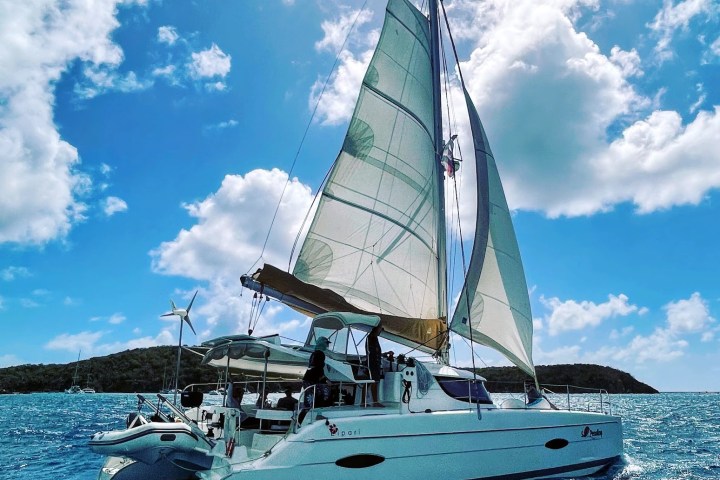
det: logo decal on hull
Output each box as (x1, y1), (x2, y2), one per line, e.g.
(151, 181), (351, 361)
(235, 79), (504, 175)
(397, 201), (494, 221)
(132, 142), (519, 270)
(581, 426), (603, 438)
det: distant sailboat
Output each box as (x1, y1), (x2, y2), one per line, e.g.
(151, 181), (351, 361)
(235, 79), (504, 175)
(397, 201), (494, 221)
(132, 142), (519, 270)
(82, 374), (96, 394)
(65, 351), (83, 394)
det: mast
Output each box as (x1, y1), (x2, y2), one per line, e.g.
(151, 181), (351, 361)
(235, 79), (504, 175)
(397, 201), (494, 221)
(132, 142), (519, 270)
(429, 0), (447, 355)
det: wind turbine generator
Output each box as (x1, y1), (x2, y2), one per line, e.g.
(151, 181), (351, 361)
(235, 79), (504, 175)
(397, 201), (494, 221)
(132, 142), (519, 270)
(161, 290), (198, 404)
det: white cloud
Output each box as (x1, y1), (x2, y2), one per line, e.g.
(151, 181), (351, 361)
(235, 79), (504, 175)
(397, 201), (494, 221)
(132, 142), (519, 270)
(609, 46), (643, 78)
(0, 0), (148, 246)
(536, 292), (715, 368)
(45, 331), (106, 353)
(108, 313), (126, 325)
(541, 293), (641, 335)
(315, 9), (373, 53)
(648, 0), (716, 62)
(150, 168), (315, 341)
(151, 168), (312, 282)
(102, 196), (128, 216)
(688, 83), (707, 114)
(664, 292), (714, 334)
(20, 298), (40, 308)
(75, 68), (151, 99)
(152, 64), (177, 78)
(310, 8), (377, 125)
(1, 266), (31, 281)
(609, 326), (634, 340)
(0, 354), (21, 368)
(158, 26), (179, 45)
(709, 36), (720, 58)
(63, 296), (80, 306)
(429, 0), (720, 219)
(189, 44), (231, 79)
(44, 329), (176, 357)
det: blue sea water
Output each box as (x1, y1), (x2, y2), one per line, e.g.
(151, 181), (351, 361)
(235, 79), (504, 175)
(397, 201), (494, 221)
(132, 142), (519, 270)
(0, 392), (718, 479)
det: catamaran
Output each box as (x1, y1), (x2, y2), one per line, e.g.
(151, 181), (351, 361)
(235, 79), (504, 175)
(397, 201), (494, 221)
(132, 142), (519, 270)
(89, 0), (623, 478)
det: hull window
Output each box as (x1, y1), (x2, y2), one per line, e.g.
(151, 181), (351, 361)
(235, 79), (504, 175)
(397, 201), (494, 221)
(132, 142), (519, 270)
(335, 454), (385, 468)
(545, 438), (570, 449)
(436, 378), (494, 404)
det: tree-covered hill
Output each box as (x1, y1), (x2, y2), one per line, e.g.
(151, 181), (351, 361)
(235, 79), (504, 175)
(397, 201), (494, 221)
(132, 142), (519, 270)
(477, 364), (658, 394)
(0, 346), (220, 393)
(0, 347), (657, 393)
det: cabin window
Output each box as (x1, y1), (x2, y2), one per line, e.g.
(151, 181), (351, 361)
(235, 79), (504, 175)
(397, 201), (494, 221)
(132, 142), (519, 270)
(310, 327), (349, 354)
(436, 377), (493, 404)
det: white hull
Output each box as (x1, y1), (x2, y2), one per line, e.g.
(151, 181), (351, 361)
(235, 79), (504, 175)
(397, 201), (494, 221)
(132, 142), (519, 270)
(199, 408), (621, 480)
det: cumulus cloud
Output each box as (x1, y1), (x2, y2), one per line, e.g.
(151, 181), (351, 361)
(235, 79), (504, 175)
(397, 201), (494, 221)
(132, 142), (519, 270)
(541, 293), (642, 336)
(102, 196), (128, 216)
(189, 43), (231, 90)
(150, 169), (314, 340)
(0, 0), (148, 246)
(536, 292), (715, 367)
(310, 8), (377, 125)
(416, 0), (720, 219)
(665, 292), (715, 334)
(158, 26), (179, 45)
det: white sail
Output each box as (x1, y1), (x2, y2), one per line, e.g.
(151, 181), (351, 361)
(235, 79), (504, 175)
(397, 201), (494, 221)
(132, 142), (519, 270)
(449, 89), (535, 377)
(293, 0), (444, 323)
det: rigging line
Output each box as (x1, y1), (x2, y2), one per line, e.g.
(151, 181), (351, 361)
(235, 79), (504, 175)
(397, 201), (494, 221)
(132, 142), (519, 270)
(247, 0), (370, 275)
(439, 1), (477, 379)
(457, 334), (490, 368)
(439, 18), (458, 309)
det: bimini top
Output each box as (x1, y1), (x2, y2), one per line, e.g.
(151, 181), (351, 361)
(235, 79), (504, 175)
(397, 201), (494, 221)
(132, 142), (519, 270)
(310, 312), (380, 331)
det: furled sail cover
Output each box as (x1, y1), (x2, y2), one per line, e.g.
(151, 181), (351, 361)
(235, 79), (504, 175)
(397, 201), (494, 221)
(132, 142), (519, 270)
(449, 89), (535, 378)
(293, 0), (445, 343)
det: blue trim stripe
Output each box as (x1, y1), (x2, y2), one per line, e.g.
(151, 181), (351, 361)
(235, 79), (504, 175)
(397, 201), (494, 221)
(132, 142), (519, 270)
(470, 456), (621, 480)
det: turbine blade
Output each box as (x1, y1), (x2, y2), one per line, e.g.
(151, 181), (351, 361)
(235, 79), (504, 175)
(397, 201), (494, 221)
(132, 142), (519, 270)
(184, 315), (197, 335)
(170, 300), (177, 310)
(161, 313), (174, 317)
(186, 290), (198, 313)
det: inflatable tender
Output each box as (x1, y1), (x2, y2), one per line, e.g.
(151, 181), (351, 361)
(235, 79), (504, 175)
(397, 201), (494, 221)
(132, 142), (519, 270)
(90, 418), (212, 469)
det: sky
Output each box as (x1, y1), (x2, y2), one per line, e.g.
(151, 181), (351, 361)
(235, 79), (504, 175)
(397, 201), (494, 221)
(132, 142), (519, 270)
(1, 0), (719, 393)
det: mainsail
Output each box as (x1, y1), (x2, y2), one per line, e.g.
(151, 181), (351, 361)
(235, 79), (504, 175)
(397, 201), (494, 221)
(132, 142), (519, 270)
(449, 89), (535, 377)
(244, 0), (535, 376)
(247, 0), (447, 353)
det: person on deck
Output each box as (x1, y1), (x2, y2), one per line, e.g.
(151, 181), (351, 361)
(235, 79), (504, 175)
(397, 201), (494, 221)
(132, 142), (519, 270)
(226, 382), (244, 409)
(276, 387), (299, 411)
(366, 324), (384, 407)
(298, 337), (331, 423)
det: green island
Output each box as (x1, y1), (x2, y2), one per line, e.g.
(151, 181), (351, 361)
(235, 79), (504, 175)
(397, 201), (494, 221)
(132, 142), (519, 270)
(0, 346), (657, 394)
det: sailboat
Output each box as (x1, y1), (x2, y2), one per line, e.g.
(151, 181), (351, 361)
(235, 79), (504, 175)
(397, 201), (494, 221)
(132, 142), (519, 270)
(82, 374), (96, 394)
(65, 351), (83, 394)
(89, 0), (622, 478)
